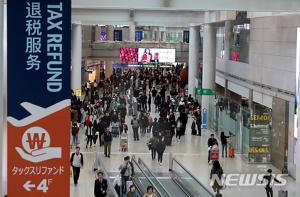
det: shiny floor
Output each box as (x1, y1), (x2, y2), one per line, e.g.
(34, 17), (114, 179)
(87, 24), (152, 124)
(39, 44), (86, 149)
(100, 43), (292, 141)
(70, 107), (299, 197)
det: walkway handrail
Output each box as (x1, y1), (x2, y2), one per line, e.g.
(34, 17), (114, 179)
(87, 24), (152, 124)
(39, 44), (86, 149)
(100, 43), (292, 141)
(96, 153), (119, 197)
(172, 157), (215, 197)
(137, 158), (173, 197)
(131, 157), (165, 197)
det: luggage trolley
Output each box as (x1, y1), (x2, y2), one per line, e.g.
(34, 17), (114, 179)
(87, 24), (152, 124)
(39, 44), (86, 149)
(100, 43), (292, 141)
(210, 145), (219, 162)
(119, 133), (128, 152)
(111, 121), (120, 137)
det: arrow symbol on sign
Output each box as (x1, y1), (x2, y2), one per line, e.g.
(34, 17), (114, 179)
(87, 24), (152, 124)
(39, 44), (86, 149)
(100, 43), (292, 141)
(23, 181), (35, 191)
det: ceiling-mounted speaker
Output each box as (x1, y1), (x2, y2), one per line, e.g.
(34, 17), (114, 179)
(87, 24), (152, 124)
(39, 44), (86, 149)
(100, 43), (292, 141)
(163, 0), (171, 7)
(129, 9), (135, 19)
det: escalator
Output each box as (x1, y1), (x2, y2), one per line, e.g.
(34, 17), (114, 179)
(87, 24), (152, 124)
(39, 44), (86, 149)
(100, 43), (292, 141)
(133, 156), (214, 197)
(133, 157), (188, 197)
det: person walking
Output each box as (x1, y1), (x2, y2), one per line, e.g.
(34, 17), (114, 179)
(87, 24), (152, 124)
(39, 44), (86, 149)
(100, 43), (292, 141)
(119, 156), (135, 195)
(207, 134), (219, 163)
(143, 186), (157, 197)
(94, 171), (108, 197)
(148, 92), (152, 112)
(210, 160), (224, 196)
(103, 128), (113, 158)
(261, 169), (282, 197)
(85, 121), (93, 149)
(220, 132), (230, 158)
(147, 137), (158, 160)
(156, 132), (166, 166)
(71, 122), (80, 148)
(131, 116), (140, 141)
(70, 146), (84, 186)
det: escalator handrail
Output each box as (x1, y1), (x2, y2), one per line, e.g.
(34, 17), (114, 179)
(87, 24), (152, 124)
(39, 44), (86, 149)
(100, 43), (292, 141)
(131, 157), (165, 197)
(137, 158), (173, 197)
(172, 158), (215, 197)
(97, 153), (119, 197)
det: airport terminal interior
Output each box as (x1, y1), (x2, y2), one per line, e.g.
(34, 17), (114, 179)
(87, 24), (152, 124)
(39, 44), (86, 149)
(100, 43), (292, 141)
(1, 0), (300, 197)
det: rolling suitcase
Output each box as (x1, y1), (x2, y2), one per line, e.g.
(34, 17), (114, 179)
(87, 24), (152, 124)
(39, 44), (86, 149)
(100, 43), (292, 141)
(228, 147), (235, 158)
(278, 190), (288, 197)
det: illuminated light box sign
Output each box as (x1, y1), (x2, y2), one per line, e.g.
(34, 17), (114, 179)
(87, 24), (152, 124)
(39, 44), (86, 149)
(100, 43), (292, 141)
(7, 0), (71, 196)
(138, 48), (176, 63)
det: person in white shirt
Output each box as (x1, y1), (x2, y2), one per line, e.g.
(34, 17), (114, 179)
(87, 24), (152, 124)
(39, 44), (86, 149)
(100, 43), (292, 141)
(70, 146), (84, 186)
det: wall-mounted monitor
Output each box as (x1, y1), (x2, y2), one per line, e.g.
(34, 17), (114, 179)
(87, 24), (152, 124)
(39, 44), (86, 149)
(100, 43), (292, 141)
(138, 48), (176, 63)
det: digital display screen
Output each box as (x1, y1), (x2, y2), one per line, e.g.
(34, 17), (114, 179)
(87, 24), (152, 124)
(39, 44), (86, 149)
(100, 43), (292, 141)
(138, 48), (176, 63)
(120, 48), (138, 63)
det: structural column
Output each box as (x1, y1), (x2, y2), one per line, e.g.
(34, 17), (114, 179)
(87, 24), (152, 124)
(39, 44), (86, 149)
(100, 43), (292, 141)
(161, 31), (166, 42)
(105, 61), (113, 79)
(94, 25), (101, 42)
(224, 20), (233, 60)
(71, 23), (82, 91)
(201, 24), (216, 128)
(129, 24), (135, 41)
(188, 26), (200, 96)
(106, 25), (114, 41)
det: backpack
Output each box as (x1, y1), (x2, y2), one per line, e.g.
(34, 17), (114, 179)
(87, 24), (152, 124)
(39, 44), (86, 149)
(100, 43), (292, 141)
(72, 126), (79, 136)
(85, 115), (90, 125)
(132, 119), (139, 129)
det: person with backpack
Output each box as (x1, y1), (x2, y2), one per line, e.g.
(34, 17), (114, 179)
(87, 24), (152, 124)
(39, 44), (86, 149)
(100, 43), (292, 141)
(71, 122), (80, 148)
(119, 156), (135, 195)
(70, 146), (84, 186)
(261, 169), (282, 197)
(131, 116), (140, 141)
(147, 137), (158, 160)
(210, 160), (223, 196)
(103, 128), (113, 158)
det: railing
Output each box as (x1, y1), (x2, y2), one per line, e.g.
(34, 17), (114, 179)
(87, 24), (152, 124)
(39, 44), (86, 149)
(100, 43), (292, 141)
(137, 158), (172, 197)
(170, 156), (215, 197)
(131, 157), (168, 197)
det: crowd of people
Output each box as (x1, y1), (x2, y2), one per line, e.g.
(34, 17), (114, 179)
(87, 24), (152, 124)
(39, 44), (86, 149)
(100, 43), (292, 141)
(69, 66), (282, 197)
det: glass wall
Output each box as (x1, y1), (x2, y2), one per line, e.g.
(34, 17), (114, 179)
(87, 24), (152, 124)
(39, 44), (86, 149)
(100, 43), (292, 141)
(230, 24), (250, 63)
(216, 27), (225, 59)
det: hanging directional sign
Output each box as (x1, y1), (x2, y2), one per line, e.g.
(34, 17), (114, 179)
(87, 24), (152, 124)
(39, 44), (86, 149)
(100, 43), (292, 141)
(7, 0), (71, 196)
(196, 88), (215, 95)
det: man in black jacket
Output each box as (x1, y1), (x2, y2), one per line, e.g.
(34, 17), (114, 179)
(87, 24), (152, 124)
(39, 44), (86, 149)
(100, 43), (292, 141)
(70, 146), (84, 185)
(103, 129), (113, 158)
(207, 134), (218, 163)
(261, 169), (282, 197)
(94, 171), (108, 197)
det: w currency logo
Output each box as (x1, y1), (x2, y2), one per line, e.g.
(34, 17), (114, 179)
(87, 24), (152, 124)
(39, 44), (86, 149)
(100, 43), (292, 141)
(16, 127), (62, 163)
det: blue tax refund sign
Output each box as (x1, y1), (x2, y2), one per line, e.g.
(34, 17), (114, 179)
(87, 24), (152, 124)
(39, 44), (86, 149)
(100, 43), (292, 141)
(7, 0), (71, 196)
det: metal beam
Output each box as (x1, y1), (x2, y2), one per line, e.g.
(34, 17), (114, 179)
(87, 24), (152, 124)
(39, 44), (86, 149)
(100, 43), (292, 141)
(72, 9), (204, 27)
(72, 0), (300, 12)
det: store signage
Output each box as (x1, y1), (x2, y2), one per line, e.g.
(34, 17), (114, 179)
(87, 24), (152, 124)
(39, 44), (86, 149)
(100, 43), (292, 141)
(196, 88), (215, 95)
(7, 0), (71, 196)
(248, 146), (270, 154)
(250, 114), (271, 121)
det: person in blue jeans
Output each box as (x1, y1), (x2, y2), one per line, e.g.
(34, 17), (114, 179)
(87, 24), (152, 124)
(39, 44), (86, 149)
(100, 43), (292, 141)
(119, 156), (134, 195)
(220, 132), (230, 158)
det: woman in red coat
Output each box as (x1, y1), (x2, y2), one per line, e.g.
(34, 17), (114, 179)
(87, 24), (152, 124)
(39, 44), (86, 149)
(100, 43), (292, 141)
(141, 48), (152, 62)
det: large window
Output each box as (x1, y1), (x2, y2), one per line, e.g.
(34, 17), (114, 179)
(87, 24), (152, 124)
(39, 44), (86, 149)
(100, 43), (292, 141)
(114, 30), (123, 41)
(230, 24), (250, 63)
(166, 32), (182, 42)
(135, 31), (143, 41)
(183, 30), (189, 43)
